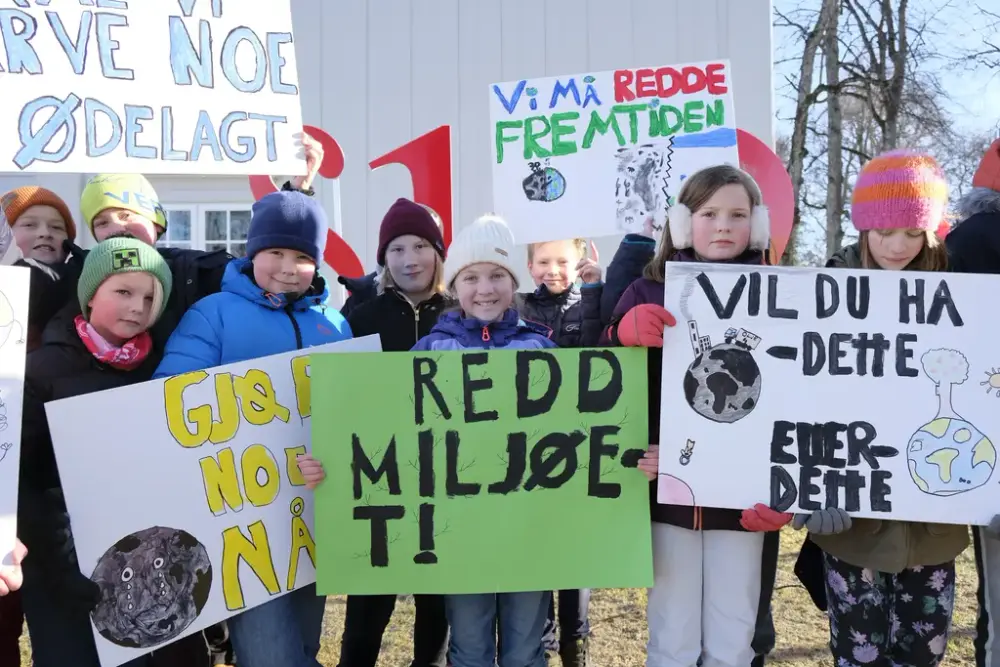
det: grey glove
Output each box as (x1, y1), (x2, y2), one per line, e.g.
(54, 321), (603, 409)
(983, 514), (1000, 539)
(792, 507), (852, 535)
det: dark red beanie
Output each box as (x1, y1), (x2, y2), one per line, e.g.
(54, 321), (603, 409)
(376, 198), (446, 266)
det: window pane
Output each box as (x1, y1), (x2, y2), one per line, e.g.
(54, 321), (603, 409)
(230, 210), (251, 241)
(205, 210), (227, 240)
(165, 210), (191, 241)
(206, 242), (229, 254)
(230, 242), (247, 258)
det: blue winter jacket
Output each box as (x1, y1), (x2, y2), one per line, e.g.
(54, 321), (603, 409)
(153, 257), (352, 377)
(411, 308), (556, 352)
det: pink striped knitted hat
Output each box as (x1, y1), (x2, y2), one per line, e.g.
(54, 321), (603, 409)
(850, 149), (948, 232)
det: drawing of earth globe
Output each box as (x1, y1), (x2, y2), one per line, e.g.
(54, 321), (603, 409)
(908, 418), (996, 496)
(682, 344), (762, 423)
(542, 167), (566, 201)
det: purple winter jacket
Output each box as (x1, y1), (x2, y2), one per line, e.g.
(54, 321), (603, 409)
(412, 308), (556, 351)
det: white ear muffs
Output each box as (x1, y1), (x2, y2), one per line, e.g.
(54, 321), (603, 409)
(749, 205), (771, 251)
(668, 204), (693, 249)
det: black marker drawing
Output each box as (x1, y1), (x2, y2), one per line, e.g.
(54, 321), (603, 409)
(982, 367), (1000, 397)
(682, 322), (763, 424)
(90, 526), (213, 649)
(522, 161), (566, 202)
(908, 349), (996, 496)
(679, 439), (695, 466)
(0, 289), (23, 349)
(614, 140), (672, 235)
(0, 394), (7, 433)
(0, 442), (11, 464)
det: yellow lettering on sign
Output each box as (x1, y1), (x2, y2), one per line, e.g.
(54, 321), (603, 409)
(286, 497), (316, 591)
(235, 370), (291, 426)
(164, 371), (211, 448)
(221, 521), (280, 611)
(285, 446), (307, 486)
(291, 355), (311, 419)
(210, 373), (240, 444)
(199, 447), (243, 515)
(241, 444), (280, 508)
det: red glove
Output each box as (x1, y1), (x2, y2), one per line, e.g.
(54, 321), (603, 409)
(616, 304), (676, 348)
(740, 504), (793, 532)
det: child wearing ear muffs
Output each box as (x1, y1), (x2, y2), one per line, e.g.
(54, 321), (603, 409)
(601, 164), (787, 667)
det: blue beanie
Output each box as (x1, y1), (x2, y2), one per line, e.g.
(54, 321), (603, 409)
(245, 191), (327, 262)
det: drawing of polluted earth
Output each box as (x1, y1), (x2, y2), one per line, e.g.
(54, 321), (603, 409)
(614, 140), (672, 235)
(90, 526), (213, 649)
(683, 323), (763, 423)
(908, 349), (996, 496)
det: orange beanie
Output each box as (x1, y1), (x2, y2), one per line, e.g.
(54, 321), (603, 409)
(1, 186), (77, 241)
(973, 139), (1000, 192)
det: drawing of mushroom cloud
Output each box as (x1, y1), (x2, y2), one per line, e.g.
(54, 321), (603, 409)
(908, 348), (996, 496)
(90, 526), (213, 649)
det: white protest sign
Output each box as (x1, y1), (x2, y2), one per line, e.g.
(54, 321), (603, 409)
(0, 267), (28, 565)
(489, 61), (738, 245)
(657, 263), (1000, 526)
(0, 0), (306, 175)
(47, 335), (380, 667)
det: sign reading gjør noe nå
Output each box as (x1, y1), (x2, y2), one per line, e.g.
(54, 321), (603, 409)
(489, 61), (738, 245)
(312, 348), (653, 595)
(0, 0), (306, 174)
(46, 336), (380, 667)
(657, 263), (1000, 526)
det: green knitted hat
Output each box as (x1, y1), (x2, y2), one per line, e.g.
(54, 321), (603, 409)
(77, 237), (173, 321)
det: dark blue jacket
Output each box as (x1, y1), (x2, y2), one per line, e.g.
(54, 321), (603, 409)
(600, 235), (655, 325)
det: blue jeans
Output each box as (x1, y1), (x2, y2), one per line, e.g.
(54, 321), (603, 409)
(228, 584), (326, 667)
(445, 591), (549, 667)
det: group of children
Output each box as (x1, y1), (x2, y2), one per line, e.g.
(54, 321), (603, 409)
(0, 140), (999, 667)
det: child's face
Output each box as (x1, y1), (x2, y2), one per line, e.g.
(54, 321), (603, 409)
(453, 263), (514, 322)
(528, 240), (582, 294)
(690, 184), (753, 261)
(385, 234), (438, 295)
(253, 248), (316, 295)
(88, 272), (156, 344)
(92, 208), (159, 246)
(867, 229), (926, 270)
(12, 205), (68, 264)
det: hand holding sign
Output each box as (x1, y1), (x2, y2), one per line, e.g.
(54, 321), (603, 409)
(0, 538), (25, 595)
(290, 132), (325, 192)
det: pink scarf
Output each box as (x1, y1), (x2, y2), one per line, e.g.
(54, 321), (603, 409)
(74, 315), (152, 370)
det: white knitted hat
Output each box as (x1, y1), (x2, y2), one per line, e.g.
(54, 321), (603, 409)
(443, 214), (518, 289)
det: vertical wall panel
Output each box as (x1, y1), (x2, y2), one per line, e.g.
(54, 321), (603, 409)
(629, 0), (677, 67)
(727, 0), (775, 145)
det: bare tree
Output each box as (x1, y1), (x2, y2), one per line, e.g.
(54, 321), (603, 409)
(965, 4), (1000, 70)
(824, 2), (846, 256)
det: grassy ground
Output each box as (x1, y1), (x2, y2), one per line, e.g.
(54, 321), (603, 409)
(18, 532), (980, 666)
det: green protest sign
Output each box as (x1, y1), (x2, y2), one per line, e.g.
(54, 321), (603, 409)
(312, 348), (653, 595)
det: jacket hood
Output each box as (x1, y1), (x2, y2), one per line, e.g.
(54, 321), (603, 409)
(428, 308), (552, 346)
(527, 283), (578, 303)
(957, 187), (1000, 222)
(223, 257), (329, 311)
(825, 243), (864, 269)
(338, 271), (377, 292)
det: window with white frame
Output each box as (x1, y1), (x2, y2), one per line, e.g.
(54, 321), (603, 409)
(159, 205), (252, 257)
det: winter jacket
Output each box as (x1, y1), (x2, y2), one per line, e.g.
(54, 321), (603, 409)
(946, 187), (1000, 274)
(153, 258), (352, 378)
(348, 288), (449, 352)
(339, 271), (378, 318)
(602, 248), (766, 531)
(601, 234), (655, 325)
(809, 240), (969, 573)
(514, 283), (602, 348)
(412, 308), (556, 352)
(17, 311), (160, 600)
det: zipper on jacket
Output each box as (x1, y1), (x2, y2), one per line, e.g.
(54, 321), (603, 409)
(413, 306), (420, 343)
(481, 326), (491, 342)
(285, 304), (304, 349)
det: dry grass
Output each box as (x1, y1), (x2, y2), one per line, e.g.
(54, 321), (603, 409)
(18, 532), (980, 666)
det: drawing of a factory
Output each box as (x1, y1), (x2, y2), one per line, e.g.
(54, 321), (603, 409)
(687, 320), (762, 356)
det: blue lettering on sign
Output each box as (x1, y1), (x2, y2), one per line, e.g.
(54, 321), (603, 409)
(95, 12), (133, 79)
(248, 113), (284, 160)
(266, 32), (297, 95)
(14, 94), (82, 168)
(169, 16), (213, 87)
(0, 9), (41, 74)
(220, 26), (267, 93)
(124, 104), (156, 159)
(549, 79), (581, 108)
(161, 108), (189, 160)
(84, 97), (121, 157)
(191, 110), (223, 161)
(47, 10), (93, 75)
(176, 0), (222, 18)
(492, 80), (526, 115)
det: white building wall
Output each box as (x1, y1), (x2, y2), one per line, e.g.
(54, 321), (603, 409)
(0, 0), (774, 299)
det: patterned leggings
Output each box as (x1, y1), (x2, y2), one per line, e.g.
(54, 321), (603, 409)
(822, 553), (956, 667)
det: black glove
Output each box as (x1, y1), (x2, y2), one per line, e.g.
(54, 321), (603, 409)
(60, 239), (87, 280)
(59, 567), (102, 614)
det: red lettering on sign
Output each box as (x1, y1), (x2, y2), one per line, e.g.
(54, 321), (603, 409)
(615, 64), (729, 102)
(613, 69), (636, 102)
(704, 63), (728, 94)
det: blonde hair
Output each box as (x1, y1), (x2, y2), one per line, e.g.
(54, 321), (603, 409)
(147, 277), (165, 328)
(377, 251), (446, 296)
(858, 229), (948, 272)
(419, 203), (444, 232)
(644, 165), (764, 283)
(527, 238), (587, 262)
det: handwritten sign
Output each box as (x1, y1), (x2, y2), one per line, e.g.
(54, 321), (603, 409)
(0, 267), (28, 565)
(0, 0), (305, 174)
(46, 336), (380, 667)
(489, 61), (738, 245)
(656, 263), (1000, 525)
(312, 348), (653, 594)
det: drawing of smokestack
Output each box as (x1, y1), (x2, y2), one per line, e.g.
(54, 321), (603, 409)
(688, 320), (700, 356)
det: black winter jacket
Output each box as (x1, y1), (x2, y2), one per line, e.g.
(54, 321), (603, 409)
(514, 284), (603, 347)
(338, 271), (378, 318)
(600, 234), (656, 325)
(17, 311), (160, 597)
(946, 188), (1000, 274)
(347, 288), (450, 352)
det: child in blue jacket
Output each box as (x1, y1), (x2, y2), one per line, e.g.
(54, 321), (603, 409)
(153, 190), (351, 667)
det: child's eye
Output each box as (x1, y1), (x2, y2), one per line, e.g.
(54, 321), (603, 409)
(144, 295), (154, 303)
(116, 289), (130, 296)
(702, 211), (716, 218)
(390, 247), (402, 253)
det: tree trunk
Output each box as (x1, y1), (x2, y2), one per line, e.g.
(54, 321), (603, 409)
(824, 0), (845, 256)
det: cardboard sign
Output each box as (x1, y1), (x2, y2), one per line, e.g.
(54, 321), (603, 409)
(657, 263), (1000, 525)
(0, 267), (28, 565)
(312, 348), (654, 594)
